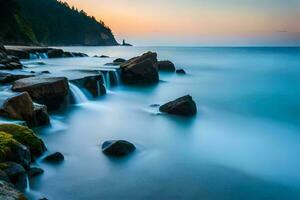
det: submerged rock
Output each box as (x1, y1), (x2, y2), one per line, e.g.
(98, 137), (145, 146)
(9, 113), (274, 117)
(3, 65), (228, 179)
(0, 180), (27, 200)
(2, 162), (27, 191)
(0, 124), (46, 157)
(102, 140), (136, 157)
(158, 60), (176, 72)
(12, 77), (69, 111)
(176, 69), (186, 74)
(120, 52), (159, 84)
(28, 167), (44, 177)
(0, 92), (50, 127)
(44, 152), (64, 163)
(159, 95), (197, 116)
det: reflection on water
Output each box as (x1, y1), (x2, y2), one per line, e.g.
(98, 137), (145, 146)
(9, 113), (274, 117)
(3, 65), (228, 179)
(22, 47), (300, 199)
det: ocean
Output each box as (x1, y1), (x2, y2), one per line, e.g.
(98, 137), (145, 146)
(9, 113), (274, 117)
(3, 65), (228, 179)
(18, 46), (300, 199)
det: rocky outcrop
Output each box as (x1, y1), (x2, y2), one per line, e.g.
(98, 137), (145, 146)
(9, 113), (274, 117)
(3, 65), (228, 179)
(2, 162), (27, 191)
(0, 180), (27, 200)
(47, 49), (64, 58)
(176, 69), (186, 74)
(0, 92), (50, 127)
(0, 73), (34, 84)
(12, 77), (69, 111)
(0, 46), (23, 70)
(158, 60), (176, 72)
(0, 124), (47, 157)
(0, 132), (31, 168)
(120, 52), (159, 84)
(43, 152), (64, 163)
(159, 95), (197, 116)
(102, 140), (136, 157)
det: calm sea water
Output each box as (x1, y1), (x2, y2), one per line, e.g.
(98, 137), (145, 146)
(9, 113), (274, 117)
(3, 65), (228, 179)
(22, 47), (300, 200)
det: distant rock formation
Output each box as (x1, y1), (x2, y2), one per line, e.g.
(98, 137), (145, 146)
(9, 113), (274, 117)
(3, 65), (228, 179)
(0, 0), (118, 46)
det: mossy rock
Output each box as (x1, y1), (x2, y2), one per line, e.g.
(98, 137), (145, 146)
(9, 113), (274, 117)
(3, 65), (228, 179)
(0, 132), (20, 162)
(0, 124), (46, 157)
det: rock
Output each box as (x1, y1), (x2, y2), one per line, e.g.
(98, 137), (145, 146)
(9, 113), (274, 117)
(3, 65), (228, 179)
(0, 180), (28, 200)
(0, 47), (24, 70)
(32, 104), (50, 127)
(159, 95), (197, 116)
(120, 52), (159, 84)
(2, 162), (27, 191)
(47, 49), (64, 58)
(0, 132), (31, 168)
(102, 140), (136, 157)
(41, 71), (50, 74)
(100, 55), (109, 58)
(63, 52), (73, 57)
(43, 152), (64, 163)
(0, 92), (50, 127)
(158, 60), (176, 72)
(12, 77), (69, 111)
(28, 167), (44, 177)
(0, 170), (10, 182)
(113, 58), (126, 63)
(72, 52), (88, 57)
(0, 124), (47, 157)
(176, 69), (186, 74)
(0, 73), (34, 84)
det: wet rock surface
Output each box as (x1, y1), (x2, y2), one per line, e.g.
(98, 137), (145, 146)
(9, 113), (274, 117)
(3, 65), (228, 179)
(120, 52), (159, 84)
(43, 152), (64, 163)
(158, 60), (176, 72)
(12, 77), (69, 111)
(102, 140), (136, 157)
(159, 95), (197, 116)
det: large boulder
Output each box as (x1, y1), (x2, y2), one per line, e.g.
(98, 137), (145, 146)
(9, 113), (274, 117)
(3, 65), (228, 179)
(0, 92), (50, 127)
(102, 140), (136, 157)
(2, 162), (27, 191)
(12, 77), (69, 111)
(0, 124), (46, 157)
(0, 180), (28, 200)
(0, 133), (31, 168)
(158, 60), (176, 72)
(159, 95), (197, 116)
(120, 52), (159, 84)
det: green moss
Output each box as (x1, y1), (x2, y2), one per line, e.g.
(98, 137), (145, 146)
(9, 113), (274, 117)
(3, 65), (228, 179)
(0, 163), (9, 170)
(0, 131), (20, 162)
(0, 124), (45, 157)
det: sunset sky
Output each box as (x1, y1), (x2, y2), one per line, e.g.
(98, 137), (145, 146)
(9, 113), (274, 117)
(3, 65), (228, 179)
(65, 0), (300, 46)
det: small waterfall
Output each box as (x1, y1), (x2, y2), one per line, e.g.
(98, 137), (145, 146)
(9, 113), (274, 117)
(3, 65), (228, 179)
(25, 174), (31, 192)
(105, 72), (111, 89)
(29, 52), (48, 59)
(69, 82), (88, 104)
(29, 53), (38, 59)
(38, 52), (48, 59)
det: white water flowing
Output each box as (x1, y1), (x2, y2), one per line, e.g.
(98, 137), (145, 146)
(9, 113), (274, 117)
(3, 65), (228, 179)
(29, 52), (48, 59)
(25, 174), (31, 192)
(69, 83), (88, 104)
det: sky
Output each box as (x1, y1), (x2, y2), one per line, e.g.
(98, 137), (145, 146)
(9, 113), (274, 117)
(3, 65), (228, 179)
(64, 0), (300, 46)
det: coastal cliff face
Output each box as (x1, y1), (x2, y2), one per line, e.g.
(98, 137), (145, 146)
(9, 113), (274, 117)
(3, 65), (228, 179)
(0, 0), (118, 46)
